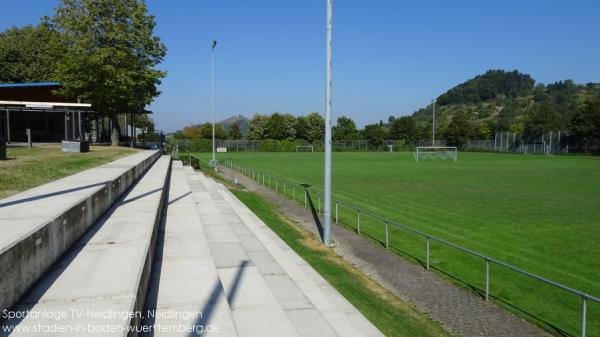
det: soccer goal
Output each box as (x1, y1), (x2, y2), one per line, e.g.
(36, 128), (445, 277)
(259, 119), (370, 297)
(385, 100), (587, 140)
(415, 146), (457, 162)
(296, 145), (314, 152)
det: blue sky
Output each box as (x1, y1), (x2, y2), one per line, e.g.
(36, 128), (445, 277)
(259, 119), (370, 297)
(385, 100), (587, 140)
(1, 0), (599, 131)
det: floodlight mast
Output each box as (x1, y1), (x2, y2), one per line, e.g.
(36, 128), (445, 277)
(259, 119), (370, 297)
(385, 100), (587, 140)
(432, 99), (436, 145)
(211, 40), (217, 171)
(323, 0), (333, 246)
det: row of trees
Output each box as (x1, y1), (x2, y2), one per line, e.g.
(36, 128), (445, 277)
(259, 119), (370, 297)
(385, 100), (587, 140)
(0, 0), (165, 145)
(175, 112), (429, 147)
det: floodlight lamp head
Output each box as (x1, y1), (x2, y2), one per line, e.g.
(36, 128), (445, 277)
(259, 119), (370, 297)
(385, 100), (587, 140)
(211, 40), (218, 49)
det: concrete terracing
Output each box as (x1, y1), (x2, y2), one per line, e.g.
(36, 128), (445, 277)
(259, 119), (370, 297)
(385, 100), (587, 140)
(142, 162), (384, 337)
(0, 150), (160, 313)
(0, 159), (385, 336)
(0, 155), (171, 336)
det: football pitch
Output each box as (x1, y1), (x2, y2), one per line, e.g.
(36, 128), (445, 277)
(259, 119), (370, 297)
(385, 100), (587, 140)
(201, 151), (600, 336)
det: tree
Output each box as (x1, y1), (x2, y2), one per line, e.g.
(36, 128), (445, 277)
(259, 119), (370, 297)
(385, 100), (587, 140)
(50, 0), (166, 145)
(472, 122), (491, 139)
(246, 114), (269, 140)
(181, 123), (224, 139)
(198, 123), (225, 139)
(523, 102), (562, 139)
(570, 98), (600, 140)
(0, 23), (60, 83)
(181, 124), (202, 139)
(362, 124), (388, 147)
(266, 113), (296, 140)
(295, 116), (308, 140)
(332, 116), (358, 140)
(305, 112), (324, 142)
(131, 114), (154, 131)
(443, 112), (473, 148)
(227, 124), (242, 139)
(389, 116), (418, 143)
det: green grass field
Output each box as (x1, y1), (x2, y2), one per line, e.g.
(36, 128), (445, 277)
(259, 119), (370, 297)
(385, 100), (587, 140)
(0, 145), (138, 199)
(200, 151), (600, 337)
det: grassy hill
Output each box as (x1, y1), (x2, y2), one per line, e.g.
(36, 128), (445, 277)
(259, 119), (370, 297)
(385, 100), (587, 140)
(219, 114), (249, 133)
(412, 70), (600, 134)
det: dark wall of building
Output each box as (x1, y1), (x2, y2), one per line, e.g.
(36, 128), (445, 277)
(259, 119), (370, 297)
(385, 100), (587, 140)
(0, 85), (64, 102)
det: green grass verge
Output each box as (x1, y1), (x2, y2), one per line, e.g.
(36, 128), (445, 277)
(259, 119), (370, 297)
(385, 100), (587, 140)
(0, 145), (138, 199)
(203, 151), (600, 337)
(232, 189), (452, 337)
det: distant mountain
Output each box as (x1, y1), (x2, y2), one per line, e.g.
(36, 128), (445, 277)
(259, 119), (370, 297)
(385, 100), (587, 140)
(219, 115), (249, 133)
(412, 69), (600, 133)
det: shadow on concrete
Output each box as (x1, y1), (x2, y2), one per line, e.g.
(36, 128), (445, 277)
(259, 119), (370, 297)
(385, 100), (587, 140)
(0, 186), (124, 335)
(167, 191), (191, 206)
(0, 181), (111, 208)
(119, 187), (163, 206)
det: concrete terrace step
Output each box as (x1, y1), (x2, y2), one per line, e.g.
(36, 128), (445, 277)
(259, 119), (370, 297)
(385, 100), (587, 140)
(0, 155), (171, 337)
(182, 165), (384, 337)
(0, 150), (161, 313)
(141, 161), (237, 337)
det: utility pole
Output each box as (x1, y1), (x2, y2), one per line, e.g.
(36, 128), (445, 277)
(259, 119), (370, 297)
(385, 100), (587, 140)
(211, 40), (218, 171)
(432, 99), (436, 146)
(323, 0), (333, 246)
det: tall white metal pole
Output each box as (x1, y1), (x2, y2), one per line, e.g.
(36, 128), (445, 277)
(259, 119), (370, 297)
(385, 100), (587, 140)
(211, 40), (217, 171)
(323, 0), (333, 246)
(432, 99), (436, 146)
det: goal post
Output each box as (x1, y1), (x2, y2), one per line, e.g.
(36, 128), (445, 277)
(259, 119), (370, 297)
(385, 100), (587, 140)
(296, 145), (314, 152)
(415, 146), (457, 162)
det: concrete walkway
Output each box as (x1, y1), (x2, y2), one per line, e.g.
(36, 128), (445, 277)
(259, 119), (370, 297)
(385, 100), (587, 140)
(144, 161), (384, 337)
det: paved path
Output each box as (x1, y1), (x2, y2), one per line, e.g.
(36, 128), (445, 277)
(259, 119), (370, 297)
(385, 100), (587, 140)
(219, 165), (554, 337)
(144, 161), (384, 337)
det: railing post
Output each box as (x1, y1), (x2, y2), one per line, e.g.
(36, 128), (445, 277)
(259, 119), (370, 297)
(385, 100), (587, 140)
(357, 211), (361, 235)
(426, 236), (430, 271)
(582, 296), (587, 337)
(318, 195), (321, 214)
(335, 201), (338, 224)
(385, 221), (389, 249)
(485, 258), (490, 301)
(304, 189), (307, 208)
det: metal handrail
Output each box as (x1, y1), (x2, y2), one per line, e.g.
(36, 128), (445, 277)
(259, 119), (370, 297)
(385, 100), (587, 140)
(216, 156), (599, 337)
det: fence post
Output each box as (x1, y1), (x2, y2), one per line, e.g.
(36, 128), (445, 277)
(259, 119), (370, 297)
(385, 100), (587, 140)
(268, 175), (271, 188)
(582, 296), (587, 337)
(284, 183), (286, 197)
(485, 258), (490, 301)
(304, 189), (307, 208)
(357, 211), (361, 234)
(335, 201), (338, 224)
(293, 186), (295, 200)
(426, 236), (430, 271)
(275, 179), (278, 192)
(262, 173), (265, 185)
(385, 222), (389, 249)
(318, 195), (321, 214)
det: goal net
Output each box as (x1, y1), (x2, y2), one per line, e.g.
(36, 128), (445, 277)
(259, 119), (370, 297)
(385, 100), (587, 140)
(415, 146), (457, 162)
(296, 145), (314, 152)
